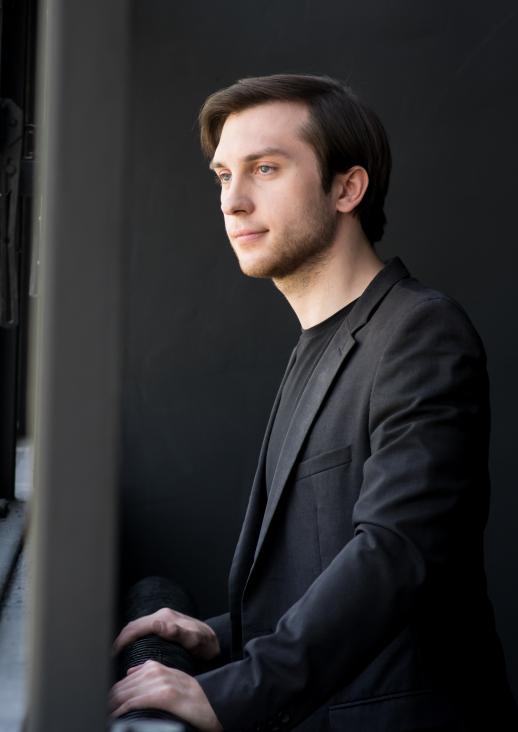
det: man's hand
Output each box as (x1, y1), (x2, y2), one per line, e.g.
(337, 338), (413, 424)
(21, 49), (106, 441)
(110, 660), (223, 731)
(113, 608), (220, 660)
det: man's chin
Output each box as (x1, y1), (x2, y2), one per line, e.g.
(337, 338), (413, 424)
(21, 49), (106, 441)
(238, 259), (305, 280)
(237, 257), (279, 279)
(238, 264), (273, 279)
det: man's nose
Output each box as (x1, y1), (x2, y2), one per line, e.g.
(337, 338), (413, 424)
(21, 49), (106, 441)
(220, 179), (254, 216)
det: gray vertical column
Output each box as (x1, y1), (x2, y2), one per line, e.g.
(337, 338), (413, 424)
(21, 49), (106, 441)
(27, 0), (129, 730)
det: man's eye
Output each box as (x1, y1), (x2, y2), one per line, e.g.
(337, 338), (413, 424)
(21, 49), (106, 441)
(213, 173), (231, 186)
(258, 164), (275, 174)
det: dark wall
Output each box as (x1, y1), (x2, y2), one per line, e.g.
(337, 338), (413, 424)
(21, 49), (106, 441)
(120, 0), (518, 695)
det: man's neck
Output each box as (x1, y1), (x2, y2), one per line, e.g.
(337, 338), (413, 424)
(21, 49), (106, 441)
(273, 228), (384, 330)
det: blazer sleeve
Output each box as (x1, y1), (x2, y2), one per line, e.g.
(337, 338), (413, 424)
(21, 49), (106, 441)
(196, 297), (490, 732)
(203, 612), (232, 667)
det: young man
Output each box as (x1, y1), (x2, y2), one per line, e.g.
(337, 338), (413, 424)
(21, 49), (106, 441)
(110, 75), (518, 731)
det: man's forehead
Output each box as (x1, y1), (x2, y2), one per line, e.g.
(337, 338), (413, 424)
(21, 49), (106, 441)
(212, 101), (310, 165)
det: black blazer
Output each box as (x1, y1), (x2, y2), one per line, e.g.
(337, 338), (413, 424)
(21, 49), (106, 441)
(197, 257), (518, 732)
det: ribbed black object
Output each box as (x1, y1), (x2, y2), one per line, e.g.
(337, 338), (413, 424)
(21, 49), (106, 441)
(114, 576), (199, 731)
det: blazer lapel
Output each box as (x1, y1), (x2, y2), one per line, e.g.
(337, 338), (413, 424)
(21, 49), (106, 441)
(246, 257), (410, 577)
(228, 345), (297, 594)
(250, 331), (355, 570)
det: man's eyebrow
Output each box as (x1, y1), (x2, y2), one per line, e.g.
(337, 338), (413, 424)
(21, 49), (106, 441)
(209, 147), (292, 170)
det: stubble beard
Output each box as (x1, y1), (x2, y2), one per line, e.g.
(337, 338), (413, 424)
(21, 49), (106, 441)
(235, 199), (338, 281)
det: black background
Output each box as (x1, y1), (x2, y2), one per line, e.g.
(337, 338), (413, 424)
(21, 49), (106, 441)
(119, 0), (518, 696)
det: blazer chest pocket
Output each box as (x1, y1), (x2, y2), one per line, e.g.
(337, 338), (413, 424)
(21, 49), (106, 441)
(328, 688), (461, 732)
(294, 444), (352, 480)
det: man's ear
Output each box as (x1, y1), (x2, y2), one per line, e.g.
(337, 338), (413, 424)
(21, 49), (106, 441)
(334, 166), (369, 213)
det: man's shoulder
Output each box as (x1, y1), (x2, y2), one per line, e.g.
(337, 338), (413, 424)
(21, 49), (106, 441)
(377, 274), (486, 357)
(388, 274), (476, 325)
(390, 274), (459, 310)
(351, 259), (478, 336)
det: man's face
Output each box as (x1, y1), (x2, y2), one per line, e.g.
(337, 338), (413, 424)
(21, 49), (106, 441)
(210, 101), (338, 280)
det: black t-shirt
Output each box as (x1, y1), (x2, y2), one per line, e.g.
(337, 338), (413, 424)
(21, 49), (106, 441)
(265, 298), (358, 495)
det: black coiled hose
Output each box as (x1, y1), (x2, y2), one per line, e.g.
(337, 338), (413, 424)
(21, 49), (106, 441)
(113, 576), (199, 732)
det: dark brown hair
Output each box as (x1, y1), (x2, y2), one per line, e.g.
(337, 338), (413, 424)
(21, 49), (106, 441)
(199, 73), (391, 244)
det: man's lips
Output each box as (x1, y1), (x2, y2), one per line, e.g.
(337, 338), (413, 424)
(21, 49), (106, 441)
(230, 229), (268, 242)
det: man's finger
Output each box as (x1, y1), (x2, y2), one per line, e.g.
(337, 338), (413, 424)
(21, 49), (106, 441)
(113, 618), (151, 654)
(112, 611), (217, 659)
(110, 691), (149, 719)
(126, 664), (144, 675)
